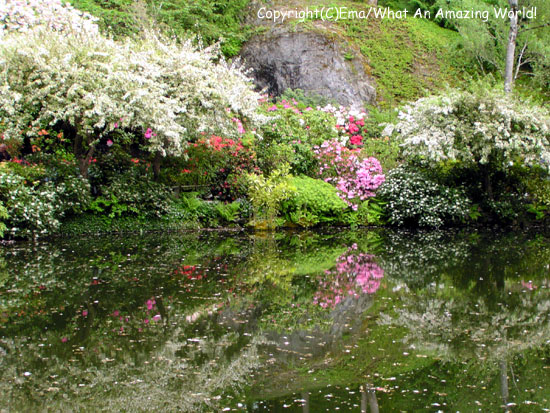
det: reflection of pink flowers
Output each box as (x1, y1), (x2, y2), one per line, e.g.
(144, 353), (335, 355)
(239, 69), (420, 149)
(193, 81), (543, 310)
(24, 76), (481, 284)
(152, 314), (161, 322)
(313, 245), (384, 308)
(521, 280), (536, 290)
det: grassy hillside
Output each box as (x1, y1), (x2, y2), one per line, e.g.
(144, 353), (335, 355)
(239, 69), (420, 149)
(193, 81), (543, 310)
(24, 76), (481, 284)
(67, 0), (468, 107)
(66, 0), (549, 107)
(67, 0), (252, 56)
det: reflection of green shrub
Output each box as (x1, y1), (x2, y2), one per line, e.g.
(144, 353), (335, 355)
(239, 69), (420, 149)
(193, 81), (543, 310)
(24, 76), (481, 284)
(281, 176), (348, 227)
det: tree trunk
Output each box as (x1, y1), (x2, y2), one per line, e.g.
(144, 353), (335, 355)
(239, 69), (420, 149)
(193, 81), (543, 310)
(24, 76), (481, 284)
(504, 0), (519, 93)
(500, 359), (511, 412)
(153, 151), (162, 181)
(481, 165), (493, 200)
(73, 133), (95, 179)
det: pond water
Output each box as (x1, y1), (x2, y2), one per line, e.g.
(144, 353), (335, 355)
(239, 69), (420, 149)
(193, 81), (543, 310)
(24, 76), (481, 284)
(1, 229), (549, 412)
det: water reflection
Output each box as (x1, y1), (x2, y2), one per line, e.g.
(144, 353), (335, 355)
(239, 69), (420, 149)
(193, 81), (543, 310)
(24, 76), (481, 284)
(0, 229), (549, 411)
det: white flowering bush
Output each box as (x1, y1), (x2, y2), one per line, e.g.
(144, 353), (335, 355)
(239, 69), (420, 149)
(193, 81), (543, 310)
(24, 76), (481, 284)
(397, 89), (550, 172)
(378, 165), (471, 228)
(0, 0), (99, 35)
(0, 169), (60, 237)
(0, 163), (90, 238)
(0, 26), (263, 177)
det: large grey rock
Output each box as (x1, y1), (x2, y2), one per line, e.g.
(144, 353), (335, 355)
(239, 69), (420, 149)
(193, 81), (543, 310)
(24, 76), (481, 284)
(240, 28), (377, 108)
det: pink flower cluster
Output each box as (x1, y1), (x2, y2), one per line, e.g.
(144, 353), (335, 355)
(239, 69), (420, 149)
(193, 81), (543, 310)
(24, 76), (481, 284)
(313, 244), (384, 309)
(231, 117), (245, 134)
(339, 115), (366, 147)
(315, 139), (385, 210)
(265, 99), (311, 115)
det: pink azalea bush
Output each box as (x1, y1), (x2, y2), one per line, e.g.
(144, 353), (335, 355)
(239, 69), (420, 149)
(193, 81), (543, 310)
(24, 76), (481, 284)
(313, 244), (384, 308)
(318, 104), (367, 147)
(314, 139), (385, 210)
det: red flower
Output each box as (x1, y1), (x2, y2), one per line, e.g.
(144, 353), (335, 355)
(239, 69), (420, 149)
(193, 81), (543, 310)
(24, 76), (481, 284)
(350, 135), (363, 146)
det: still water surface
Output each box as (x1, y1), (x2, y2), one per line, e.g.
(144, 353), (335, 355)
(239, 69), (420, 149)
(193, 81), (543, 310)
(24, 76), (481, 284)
(0, 229), (549, 412)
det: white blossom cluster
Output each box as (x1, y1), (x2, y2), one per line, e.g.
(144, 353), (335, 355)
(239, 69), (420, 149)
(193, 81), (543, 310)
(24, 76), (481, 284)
(0, 0), (99, 36)
(378, 165), (471, 228)
(0, 27), (264, 157)
(397, 89), (550, 171)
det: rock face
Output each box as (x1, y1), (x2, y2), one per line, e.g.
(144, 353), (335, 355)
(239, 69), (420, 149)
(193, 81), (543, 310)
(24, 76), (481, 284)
(240, 28), (376, 107)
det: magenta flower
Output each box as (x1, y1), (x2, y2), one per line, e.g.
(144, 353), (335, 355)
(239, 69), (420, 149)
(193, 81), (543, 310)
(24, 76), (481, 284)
(144, 128), (153, 139)
(152, 314), (161, 322)
(82, 310), (88, 317)
(106, 139), (113, 147)
(61, 337), (68, 343)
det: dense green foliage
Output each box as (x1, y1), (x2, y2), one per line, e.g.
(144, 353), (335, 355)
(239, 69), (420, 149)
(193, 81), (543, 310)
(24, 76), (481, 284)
(68, 0), (252, 56)
(281, 175), (349, 227)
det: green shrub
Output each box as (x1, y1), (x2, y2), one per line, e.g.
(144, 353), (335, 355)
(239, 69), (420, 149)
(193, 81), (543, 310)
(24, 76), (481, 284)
(353, 198), (387, 226)
(0, 169), (61, 238)
(0, 201), (7, 238)
(378, 165), (471, 228)
(360, 137), (402, 171)
(281, 176), (348, 227)
(245, 164), (296, 229)
(0, 161), (91, 238)
(168, 193), (245, 227)
(257, 101), (338, 176)
(99, 172), (173, 218)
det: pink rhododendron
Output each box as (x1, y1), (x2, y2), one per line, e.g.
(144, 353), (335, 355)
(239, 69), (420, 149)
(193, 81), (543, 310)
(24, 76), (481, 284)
(314, 139), (385, 209)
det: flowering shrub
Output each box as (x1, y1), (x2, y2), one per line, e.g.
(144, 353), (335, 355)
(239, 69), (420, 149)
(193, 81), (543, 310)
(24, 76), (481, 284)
(0, 161), (90, 237)
(0, 26), (264, 177)
(258, 99), (339, 175)
(378, 165), (471, 228)
(0, 0), (99, 35)
(398, 89), (550, 172)
(173, 134), (259, 201)
(313, 244), (384, 308)
(319, 104), (367, 148)
(315, 139), (385, 210)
